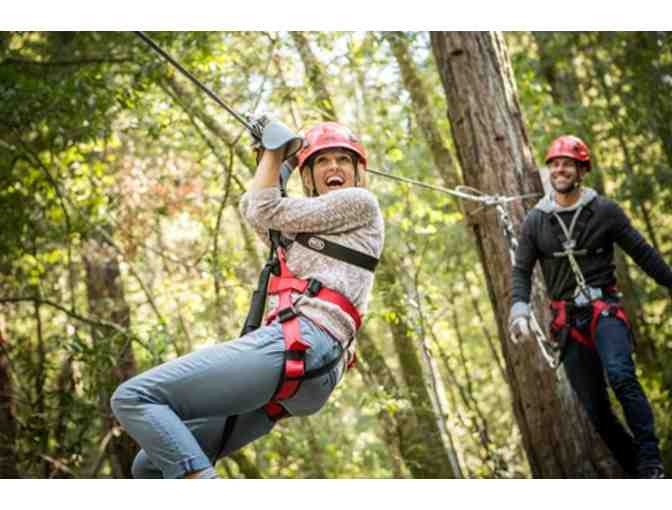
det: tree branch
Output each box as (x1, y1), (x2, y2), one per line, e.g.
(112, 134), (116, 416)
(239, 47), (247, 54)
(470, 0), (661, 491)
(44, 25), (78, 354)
(2, 57), (134, 67)
(0, 296), (128, 334)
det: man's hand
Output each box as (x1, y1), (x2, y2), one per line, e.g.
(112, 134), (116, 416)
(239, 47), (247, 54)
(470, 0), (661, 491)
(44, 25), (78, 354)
(510, 316), (531, 343)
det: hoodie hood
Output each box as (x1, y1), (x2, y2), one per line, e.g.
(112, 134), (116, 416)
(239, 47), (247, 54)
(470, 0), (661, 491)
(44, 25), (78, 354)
(534, 187), (598, 214)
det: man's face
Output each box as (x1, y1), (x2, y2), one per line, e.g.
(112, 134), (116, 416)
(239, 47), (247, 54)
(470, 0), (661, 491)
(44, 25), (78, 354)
(302, 148), (358, 195)
(549, 157), (583, 193)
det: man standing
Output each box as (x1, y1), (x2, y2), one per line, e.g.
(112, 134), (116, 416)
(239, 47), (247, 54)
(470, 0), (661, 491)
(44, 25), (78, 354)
(509, 135), (670, 478)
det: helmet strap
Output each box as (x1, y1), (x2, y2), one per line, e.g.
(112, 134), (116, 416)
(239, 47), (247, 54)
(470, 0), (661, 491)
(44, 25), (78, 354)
(351, 153), (360, 187)
(301, 154), (320, 196)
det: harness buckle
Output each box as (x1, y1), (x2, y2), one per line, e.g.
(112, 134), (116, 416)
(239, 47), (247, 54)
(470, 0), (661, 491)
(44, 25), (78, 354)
(563, 239), (576, 251)
(277, 306), (299, 323)
(306, 278), (323, 297)
(573, 286), (603, 306)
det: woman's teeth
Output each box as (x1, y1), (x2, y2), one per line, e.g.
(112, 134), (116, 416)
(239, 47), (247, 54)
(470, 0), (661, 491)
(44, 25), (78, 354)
(326, 176), (345, 186)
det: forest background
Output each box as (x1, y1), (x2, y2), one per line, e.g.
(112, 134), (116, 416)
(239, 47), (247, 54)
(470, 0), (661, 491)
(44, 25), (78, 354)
(1, 29), (671, 479)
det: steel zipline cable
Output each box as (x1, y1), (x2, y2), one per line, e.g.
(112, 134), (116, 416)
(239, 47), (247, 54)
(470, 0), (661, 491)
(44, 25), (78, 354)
(367, 168), (539, 204)
(134, 31), (258, 136)
(134, 31), (559, 367)
(134, 31), (539, 208)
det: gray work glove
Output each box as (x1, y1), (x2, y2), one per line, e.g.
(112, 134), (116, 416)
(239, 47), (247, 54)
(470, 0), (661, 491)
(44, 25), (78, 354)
(249, 115), (303, 163)
(509, 302), (531, 343)
(510, 316), (531, 343)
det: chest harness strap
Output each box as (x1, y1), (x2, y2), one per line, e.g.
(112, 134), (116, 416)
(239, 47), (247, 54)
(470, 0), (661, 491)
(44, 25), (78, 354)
(551, 207), (590, 301)
(549, 208), (629, 354)
(263, 235), (377, 421)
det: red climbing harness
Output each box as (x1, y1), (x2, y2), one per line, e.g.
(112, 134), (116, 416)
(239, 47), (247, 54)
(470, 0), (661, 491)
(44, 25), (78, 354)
(263, 246), (362, 421)
(550, 288), (629, 350)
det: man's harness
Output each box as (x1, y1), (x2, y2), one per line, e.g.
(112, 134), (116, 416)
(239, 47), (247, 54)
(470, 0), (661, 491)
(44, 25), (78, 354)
(548, 205), (630, 357)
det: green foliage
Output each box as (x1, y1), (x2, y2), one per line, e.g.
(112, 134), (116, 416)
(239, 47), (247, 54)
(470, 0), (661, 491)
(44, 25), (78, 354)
(2, 30), (670, 478)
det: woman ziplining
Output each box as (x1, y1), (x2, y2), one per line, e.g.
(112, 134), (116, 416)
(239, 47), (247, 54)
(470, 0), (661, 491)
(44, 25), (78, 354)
(111, 120), (384, 478)
(113, 33), (553, 479)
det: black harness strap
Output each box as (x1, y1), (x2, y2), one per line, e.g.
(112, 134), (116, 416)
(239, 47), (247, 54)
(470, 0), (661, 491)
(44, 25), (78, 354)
(294, 233), (379, 272)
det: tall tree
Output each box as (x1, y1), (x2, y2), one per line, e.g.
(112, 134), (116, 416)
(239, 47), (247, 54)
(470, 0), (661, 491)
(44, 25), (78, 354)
(292, 31), (461, 476)
(289, 32), (338, 122)
(382, 31), (460, 187)
(378, 253), (461, 477)
(0, 312), (19, 478)
(83, 236), (137, 478)
(431, 31), (620, 477)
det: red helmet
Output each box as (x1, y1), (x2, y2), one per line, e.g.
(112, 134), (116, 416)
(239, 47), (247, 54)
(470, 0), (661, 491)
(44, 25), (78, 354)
(297, 122), (367, 169)
(545, 135), (591, 171)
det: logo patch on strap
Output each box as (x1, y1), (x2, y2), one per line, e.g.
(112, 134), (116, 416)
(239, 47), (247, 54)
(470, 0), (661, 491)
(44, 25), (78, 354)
(307, 237), (325, 251)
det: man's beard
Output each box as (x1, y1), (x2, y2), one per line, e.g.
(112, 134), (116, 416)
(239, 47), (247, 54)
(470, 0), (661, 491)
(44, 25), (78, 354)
(551, 174), (580, 194)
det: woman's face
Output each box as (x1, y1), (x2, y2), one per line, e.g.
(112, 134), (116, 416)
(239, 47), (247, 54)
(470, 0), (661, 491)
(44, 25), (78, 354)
(302, 148), (359, 196)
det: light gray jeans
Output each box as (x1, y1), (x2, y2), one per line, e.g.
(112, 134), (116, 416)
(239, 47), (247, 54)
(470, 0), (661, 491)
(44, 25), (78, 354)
(111, 317), (344, 478)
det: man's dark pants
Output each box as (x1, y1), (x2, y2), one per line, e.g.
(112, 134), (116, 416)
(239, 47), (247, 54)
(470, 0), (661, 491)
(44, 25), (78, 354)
(563, 313), (661, 476)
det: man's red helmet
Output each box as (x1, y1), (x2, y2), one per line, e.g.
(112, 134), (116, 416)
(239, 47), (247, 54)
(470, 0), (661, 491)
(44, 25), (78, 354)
(545, 135), (591, 171)
(297, 122), (367, 169)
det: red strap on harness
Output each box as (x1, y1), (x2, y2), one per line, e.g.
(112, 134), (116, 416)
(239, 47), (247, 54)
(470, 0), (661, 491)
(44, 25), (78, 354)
(266, 282), (362, 330)
(550, 293), (629, 350)
(263, 247), (361, 420)
(589, 300), (629, 342)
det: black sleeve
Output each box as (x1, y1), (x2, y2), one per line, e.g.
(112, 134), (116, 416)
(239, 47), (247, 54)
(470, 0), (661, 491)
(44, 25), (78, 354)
(608, 200), (672, 290)
(511, 211), (539, 304)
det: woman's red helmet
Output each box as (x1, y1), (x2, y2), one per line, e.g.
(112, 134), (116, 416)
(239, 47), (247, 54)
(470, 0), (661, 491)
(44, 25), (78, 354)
(297, 122), (367, 169)
(545, 135), (591, 171)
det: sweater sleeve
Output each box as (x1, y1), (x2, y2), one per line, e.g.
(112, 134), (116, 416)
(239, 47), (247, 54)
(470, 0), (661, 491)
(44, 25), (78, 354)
(608, 200), (672, 290)
(511, 211), (539, 316)
(239, 186), (380, 235)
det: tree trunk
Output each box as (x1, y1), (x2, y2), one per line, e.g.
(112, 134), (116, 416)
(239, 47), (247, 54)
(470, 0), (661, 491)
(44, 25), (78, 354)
(383, 31), (460, 187)
(286, 34), (461, 476)
(377, 253), (460, 478)
(431, 31), (620, 478)
(289, 32), (338, 122)
(83, 236), (138, 478)
(453, 245), (507, 381)
(531, 32), (580, 106)
(0, 313), (19, 478)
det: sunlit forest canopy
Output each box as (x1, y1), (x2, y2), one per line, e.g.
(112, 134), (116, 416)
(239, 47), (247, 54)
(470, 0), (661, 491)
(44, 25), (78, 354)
(1, 31), (671, 478)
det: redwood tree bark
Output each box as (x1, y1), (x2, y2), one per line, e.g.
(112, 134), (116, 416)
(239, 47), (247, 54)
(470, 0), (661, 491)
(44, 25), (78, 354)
(431, 31), (620, 477)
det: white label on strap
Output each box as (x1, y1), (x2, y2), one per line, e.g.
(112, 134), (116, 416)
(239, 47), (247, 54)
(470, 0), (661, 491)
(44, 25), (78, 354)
(308, 237), (325, 251)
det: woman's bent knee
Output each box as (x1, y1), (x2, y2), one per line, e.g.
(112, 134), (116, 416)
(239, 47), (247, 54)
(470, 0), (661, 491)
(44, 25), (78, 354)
(110, 380), (141, 420)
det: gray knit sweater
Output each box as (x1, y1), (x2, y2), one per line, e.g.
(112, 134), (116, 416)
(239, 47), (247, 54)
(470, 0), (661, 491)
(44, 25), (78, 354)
(239, 186), (384, 355)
